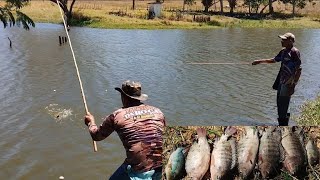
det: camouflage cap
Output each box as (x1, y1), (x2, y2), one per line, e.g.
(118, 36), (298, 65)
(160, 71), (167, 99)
(278, 32), (295, 43)
(115, 80), (148, 101)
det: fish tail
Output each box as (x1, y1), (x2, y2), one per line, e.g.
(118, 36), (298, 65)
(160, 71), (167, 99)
(266, 126), (277, 133)
(196, 128), (207, 138)
(225, 126), (237, 137)
(244, 126), (256, 134)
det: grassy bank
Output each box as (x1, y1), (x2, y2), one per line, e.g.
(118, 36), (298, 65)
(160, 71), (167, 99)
(296, 96), (320, 126)
(17, 1), (320, 29)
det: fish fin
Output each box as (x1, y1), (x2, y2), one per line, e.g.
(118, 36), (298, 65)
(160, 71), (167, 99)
(268, 126), (277, 132)
(196, 127), (207, 138)
(274, 128), (282, 142)
(258, 127), (264, 138)
(289, 126), (295, 132)
(230, 138), (238, 169)
(279, 144), (286, 162)
(295, 127), (305, 144)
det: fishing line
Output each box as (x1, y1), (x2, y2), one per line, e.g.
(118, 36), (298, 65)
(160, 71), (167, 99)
(186, 62), (251, 65)
(55, 0), (97, 152)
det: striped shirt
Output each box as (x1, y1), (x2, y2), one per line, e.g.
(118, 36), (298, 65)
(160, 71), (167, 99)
(89, 104), (166, 172)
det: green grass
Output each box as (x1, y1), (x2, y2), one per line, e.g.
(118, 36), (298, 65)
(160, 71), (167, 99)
(76, 15), (320, 29)
(296, 95), (320, 126)
(19, 1), (320, 29)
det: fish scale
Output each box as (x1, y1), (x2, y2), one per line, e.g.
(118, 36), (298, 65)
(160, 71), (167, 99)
(185, 128), (210, 180)
(238, 126), (259, 179)
(306, 139), (319, 166)
(165, 147), (185, 180)
(258, 127), (281, 179)
(210, 127), (237, 180)
(281, 127), (306, 175)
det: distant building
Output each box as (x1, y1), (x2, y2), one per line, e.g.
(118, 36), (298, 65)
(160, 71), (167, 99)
(148, 2), (163, 19)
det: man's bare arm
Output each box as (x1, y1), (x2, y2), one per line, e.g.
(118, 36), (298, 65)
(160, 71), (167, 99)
(252, 58), (276, 65)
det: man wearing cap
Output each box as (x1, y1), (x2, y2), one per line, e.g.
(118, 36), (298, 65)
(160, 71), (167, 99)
(252, 32), (302, 126)
(84, 80), (166, 179)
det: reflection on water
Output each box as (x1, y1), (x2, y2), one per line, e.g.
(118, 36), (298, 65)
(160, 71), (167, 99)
(0, 24), (319, 178)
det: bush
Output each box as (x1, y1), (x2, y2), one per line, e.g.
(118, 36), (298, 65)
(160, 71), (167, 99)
(207, 20), (222, 26)
(70, 10), (93, 26)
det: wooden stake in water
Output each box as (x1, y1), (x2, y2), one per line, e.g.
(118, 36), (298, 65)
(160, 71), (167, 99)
(59, 36), (62, 45)
(56, 0), (98, 152)
(8, 37), (12, 48)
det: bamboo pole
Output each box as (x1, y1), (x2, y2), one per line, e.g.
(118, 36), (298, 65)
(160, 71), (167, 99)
(56, 0), (98, 152)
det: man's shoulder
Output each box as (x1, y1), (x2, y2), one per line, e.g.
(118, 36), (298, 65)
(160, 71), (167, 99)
(291, 47), (300, 53)
(114, 104), (162, 112)
(111, 108), (126, 116)
(290, 47), (301, 59)
(143, 104), (163, 112)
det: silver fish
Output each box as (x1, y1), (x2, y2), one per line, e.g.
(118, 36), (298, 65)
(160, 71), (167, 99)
(306, 138), (319, 167)
(257, 126), (281, 179)
(210, 126), (237, 180)
(185, 128), (211, 180)
(237, 126), (259, 179)
(281, 127), (306, 175)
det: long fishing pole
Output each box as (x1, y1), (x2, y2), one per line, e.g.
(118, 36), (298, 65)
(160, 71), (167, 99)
(186, 62), (251, 65)
(56, 0), (98, 152)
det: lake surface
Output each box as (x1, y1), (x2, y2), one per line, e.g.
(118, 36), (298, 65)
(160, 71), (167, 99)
(1, 24), (319, 178)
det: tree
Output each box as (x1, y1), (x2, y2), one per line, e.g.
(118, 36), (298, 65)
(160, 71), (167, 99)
(0, 0), (35, 30)
(268, 0), (274, 14)
(228, 0), (237, 14)
(259, 0), (276, 14)
(244, 0), (266, 14)
(183, 0), (196, 12)
(220, 0), (224, 13)
(202, 0), (214, 12)
(49, 0), (77, 26)
(280, 0), (311, 15)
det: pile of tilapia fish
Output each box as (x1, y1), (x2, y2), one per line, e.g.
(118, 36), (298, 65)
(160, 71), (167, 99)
(165, 126), (320, 180)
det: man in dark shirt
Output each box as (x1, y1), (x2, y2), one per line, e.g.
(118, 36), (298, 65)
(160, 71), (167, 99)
(84, 80), (166, 179)
(252, 33), (302, 126)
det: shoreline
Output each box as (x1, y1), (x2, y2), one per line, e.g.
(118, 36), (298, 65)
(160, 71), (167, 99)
(29, 16), (320, 30)
(18, 1), (320, 30)
(296, 95), (320, 126)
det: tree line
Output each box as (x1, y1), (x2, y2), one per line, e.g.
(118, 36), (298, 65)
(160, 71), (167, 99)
(185, 0), (313, 15)
(0, 0), (315, 31)
(1, 0), (75, 29)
